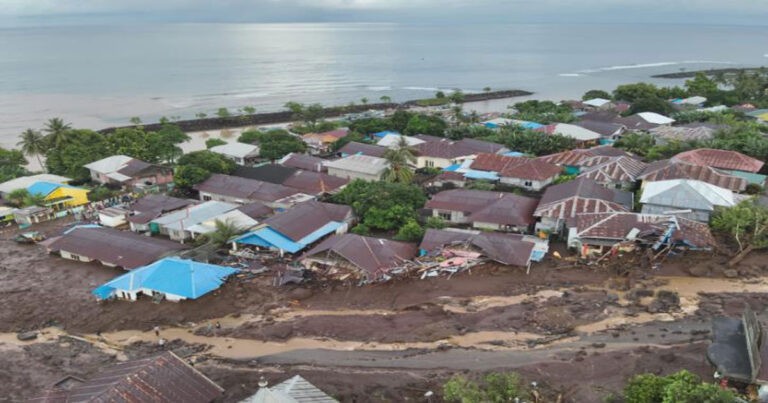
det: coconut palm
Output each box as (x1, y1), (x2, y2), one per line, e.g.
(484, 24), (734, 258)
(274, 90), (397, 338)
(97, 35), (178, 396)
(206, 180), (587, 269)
(208, 218), (244, 247)
(17, 128), (47, 171)
(43, 117), (72, 148)
(382, 136), (416, 183)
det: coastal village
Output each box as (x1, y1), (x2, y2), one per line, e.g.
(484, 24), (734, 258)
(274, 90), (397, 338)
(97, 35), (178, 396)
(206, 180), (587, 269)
(4, 72), (768, 401)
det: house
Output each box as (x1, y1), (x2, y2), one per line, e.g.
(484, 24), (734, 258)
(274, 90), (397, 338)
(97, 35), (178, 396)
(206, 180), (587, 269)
(568, 212), (716, 254)
(616, 112), (675, 131)
(537, 145), (634, 174)
(413, 137), (507, 169)
(126, 194), (196, 232)
(83, 155), (173, 189)
(672, 148), (764, 174)
(376, 133), (425, 148)
(45, 225), (187, 269)
(536, 123), (601, 146)
(325, 155), (389, 182)
(13, 206), (55, 225)
(707, 307), (768, 387)
(195, 174), (311, 208)
(0, 206), (17, 225)
(209, 142), (261, 166)
(574, 120), (626, 141)
(92, 257), (239, 301)
(534, 177), (633, 232)
(577, 156), (647, 190)
(27, 182), (89, 209)
(240, 375), (337, 403)
(98, 207), (130, 227)
(186, 209), (261, 237)
(649, 125), (717, 144)
(233, 165), (348, 196)
(278, 153), (327, 172)
(150, 200), (239, 241)
(301, 233), (417, 282)
(640, 179), (739, 222)
(302, 128), (348, 153)
(582, 98), (614, 110)
(233, 201), (354, 256)
(639, 159), (748, 193)
(30, 352), (223, 402)
(469, 153), (562, 191)
(337, 141), (388, 158)
(0, 174), (71, 197)
(428, 171), (467, 188)
(420, 228), (546, 267)
(425, 189), (539, 232)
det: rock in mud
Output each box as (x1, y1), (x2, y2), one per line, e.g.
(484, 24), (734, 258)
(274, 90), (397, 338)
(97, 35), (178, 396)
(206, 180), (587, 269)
(647, 290), (680, 313)
(287, 288), (313, 300)
(687, 265), (710, 277)
(17, 331), (38, 341)
(723, 269), (739, 278)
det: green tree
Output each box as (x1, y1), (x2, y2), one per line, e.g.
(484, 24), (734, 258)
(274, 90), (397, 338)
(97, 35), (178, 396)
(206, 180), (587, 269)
(443, 372), (529, 403)
(483, 86), (492, 93)
(425, 216), (446, 229)
(627, 97), (674, 116)
(331, 180), (426, 231)
(394, 219), (424, 241)
(216, 108), (231, 118)
(208, 218), (245, 247)
(511, 100), (575, 124)
(350, 223), (371, 236)
(206, 138), (227, 149)
(174, 165), (211, 190)
(379, 95), (392, 103)
(44, 129), (109, 180)
(129, 116), (142, 126)
(467, 180), (495, 191)
(712, 200), (768, 264)
(6, 189), (31, 207)
(149, 123), (190, 163)
(382, 136), (416, 183)
(242, 106), (256, 115)
(435, 91), (446, 99)
(257, 130), (307, 161)
(448, 90), (465, 104)
(496, 126), (576, 156)
(177, 150), (236, 175)
(582, 89), (612, 100)
(685, 72), (719, 98)
(284, 102), (325, 130)
(623, 370), (736, 403)
(331, 131), (367, 152)
(613, 83), (662, 103)
(17, 128), (47, 171)
(43, 117), (72, 148)
(389, 110), (415, 133)
(195, 112), (208, 119)
(363, 205), (417, 231)
(403, 114), (448, 136)
(614, 132), (656, 156)
(360, 97), (369, 105)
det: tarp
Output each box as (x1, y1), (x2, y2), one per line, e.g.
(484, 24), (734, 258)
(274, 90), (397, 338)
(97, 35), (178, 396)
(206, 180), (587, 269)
(463, 170), (499, 180)
(92, 257), (239, 300)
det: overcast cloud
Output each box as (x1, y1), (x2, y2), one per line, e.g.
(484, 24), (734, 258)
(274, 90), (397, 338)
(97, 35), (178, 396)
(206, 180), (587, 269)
(2, 0), (767, 25)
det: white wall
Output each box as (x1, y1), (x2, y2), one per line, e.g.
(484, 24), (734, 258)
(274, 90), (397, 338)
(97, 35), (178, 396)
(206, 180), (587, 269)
(500, 177), (553, 191)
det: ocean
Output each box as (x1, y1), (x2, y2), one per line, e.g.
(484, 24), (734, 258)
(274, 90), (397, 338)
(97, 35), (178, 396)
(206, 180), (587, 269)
(0, 22), (766, 148)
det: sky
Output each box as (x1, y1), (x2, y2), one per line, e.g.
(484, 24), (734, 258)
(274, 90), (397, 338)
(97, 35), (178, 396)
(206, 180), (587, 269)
(1, 0), (768, 25)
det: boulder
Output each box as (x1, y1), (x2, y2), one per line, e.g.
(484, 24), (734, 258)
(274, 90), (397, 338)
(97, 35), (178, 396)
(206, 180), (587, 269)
(17, 331), (38, 341)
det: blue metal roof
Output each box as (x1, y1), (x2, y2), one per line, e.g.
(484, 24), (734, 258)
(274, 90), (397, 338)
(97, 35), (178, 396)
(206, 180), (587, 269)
(27, 181), (69, 197)
(502, 151), (525, 157)
(92, 257), (239, 300)
(373, 130), (399, 138)
(518, 121), (544, 130)
(463, 170), (499, 180)
(443, 164), (461, 172)
(297, 221), (343, 245)
(234, 227), (304, 253)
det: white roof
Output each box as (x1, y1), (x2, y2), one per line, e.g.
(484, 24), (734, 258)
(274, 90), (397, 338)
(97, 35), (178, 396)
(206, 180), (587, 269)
(241, 375), (337, 403)
(325, 155), (389, 176)
(210, 142), (261, 159)
(550, 123), (602, 141)
(0, 174), (72, 194)
(186, 209), (259, 235)
(376, 134), (425, 148)
(637, 112), (675, 125)
(583, 98), (612, 107)
(640, 179), (736, 211)
(681, 96), (707, 105)
(151, 201), (238, 231)
(83, 155), (134, 175)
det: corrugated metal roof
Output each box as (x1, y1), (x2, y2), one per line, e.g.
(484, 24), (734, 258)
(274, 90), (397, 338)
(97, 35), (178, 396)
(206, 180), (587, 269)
(419, 229), (535, 267)
(535, 177), (632, 223)
(639, 160), (747, 192)
(0, 174), (71, 194)
(240, 375), (337, 403)
(93, 257), (239, 300)
(83, 155), (134, 174)
(195, 174), (301, 202)
(264, 201), (352, 241)
(279, 153), (327, 172)
(337, 141), (388, 158)
(640, 179), (737, 211)
(415, 138), (505, 159)
(303, 234), (417, 278)
(127, 194), (196, 224)
(151, 200), (238, 231)
(470, 153), (561, 181)
(426, 189), (538, 227)
(325, 155), (389, 176)
(673, 149), (764, 173)
(578, 156), (647, 184)
(574, 212), (715, 248)
(210, 142), (260, 159)
(282, 170), (349, 195)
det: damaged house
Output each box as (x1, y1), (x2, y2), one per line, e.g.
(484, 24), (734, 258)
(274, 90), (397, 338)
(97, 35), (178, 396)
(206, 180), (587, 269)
(425, 189), (539, 233)
(638, 159), (748, 193)
(232, 201), (354, 256)
(568, 212), (716, 257)
(639, 179), (740, 222)
(301, 233), (418, 283)
(707, 307), (768, 390)
(126, 194), (196, 233)
(195, 173), (313, 208)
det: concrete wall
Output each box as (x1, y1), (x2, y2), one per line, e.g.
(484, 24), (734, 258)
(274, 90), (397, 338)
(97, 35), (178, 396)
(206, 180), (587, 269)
(416, 156), (453, 169)
(500, 176), (552, 191)
(641, 204), (711, 223)
(327, 167), (383, 182)
(431, 209), (467, 224)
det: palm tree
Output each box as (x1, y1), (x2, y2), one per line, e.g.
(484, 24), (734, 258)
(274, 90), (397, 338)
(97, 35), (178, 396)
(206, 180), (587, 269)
(208, 219), (244, 247)
(380, 95), (392, 104)
(43, 117), (72, 147)
(451, 105), (465, 126)
(17, 128), (47, 171)
(382, 136), (416, 183)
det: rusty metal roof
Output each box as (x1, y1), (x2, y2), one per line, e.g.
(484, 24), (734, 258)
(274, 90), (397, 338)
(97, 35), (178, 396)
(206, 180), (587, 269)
(303, 233), (418, 278)
(264, 201), (352, 241)
(45, 226), (188, 269)
(419, 229), (535, 267)
(337, 141), (388, 158)
(470, 153), (561, 181)
(279, 153), (327, 172)
(426, 189), (539, 227)
(127, 194), (196, 224)
(574, 212), (715, 248)
(640, 159), (747, 192)
(415, 138), (505, 159)
(31, 352), (223, 403)
(673, 148), (764, 173)
(535, 177), (632, 224)
(282, 170), (349, 195)
(195, 174), (301, 202)
(578, 156), (647, 184)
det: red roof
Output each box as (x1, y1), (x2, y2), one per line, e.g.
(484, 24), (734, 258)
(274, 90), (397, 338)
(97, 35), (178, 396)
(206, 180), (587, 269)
(537, 146), (633, 167)
(639, 159), (747, 192)
(578, 156), (647, 184)
(672, 149), (764, 173)
(471, 153), (562, 181)
(415, 138), (505, 159)
(535, 177), (632, 225)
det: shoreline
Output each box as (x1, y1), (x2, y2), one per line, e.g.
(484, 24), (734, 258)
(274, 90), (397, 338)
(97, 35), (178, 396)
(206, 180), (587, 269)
(98, 89), (533, 135)
(652, 66), (765, 79)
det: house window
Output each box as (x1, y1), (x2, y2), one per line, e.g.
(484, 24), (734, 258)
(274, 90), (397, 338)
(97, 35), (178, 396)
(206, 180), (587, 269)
(438, 212), (452, 220)
(524, 181), (533, 187)
(425, 160), (435, 168)
(202, 195), (212, 201)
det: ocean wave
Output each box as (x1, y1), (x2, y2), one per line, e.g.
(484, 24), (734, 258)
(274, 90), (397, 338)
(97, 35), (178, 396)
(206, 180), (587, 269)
(402, 86), (480, 94)
(366, 86), (392, 91)
(577, 60), (736, 74)
(558, 73), (583, 77)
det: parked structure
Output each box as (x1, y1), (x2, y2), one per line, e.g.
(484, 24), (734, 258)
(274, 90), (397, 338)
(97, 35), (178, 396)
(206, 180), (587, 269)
(325, 155), (389, 182)
(31, 352), (223, 402)
(209, 142), (261, 166)
(301, 233), (418, 282)
(469, 153), (562, 191)
(233, 201), (354, 255)
(150, 200), (239, 241)
(195, 174), (311, 208)
(640, 179), (739, 222)
(426, 189), (538, 232)
(93, 257), (239, 301)
(83, 155), (174, 189)
(45, 225), (187, 269)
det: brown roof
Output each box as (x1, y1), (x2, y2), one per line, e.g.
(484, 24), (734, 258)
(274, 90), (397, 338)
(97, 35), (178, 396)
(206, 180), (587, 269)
(236, 202), (273, 219)
(639, 159), (747, 192)
(303, 233), (417, 279)
(471, 153), (562, 181)
(45, 226), (187, 269)
(649, 125), (716, 142)
(673, 149), (764, 173)
(574, 212), (715, 248)
(280, 153), (326, 172)
(578, 156), (647, 184)
(337, 141), (388, 158)
(415, 138), (506, 159)
(575, 120), (626, 137)
(535, 177), (632, 224)
(127, 194), (196, 224)
(537, 146), (633, 167)
(419, 229), (535, 267)
(426, 189), (538, 227)
(282, 170), (349, 195)
(194, 174), (302, 202)
(31, 352), (223, 403)
(614, 115), (660, 131)
(264, 201), (352, 241)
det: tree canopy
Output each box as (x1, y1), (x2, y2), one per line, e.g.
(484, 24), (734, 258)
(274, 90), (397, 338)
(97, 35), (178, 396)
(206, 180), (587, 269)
(582, 89), (612, 100)
(403, 114), (448, 136)
(511, 100), (575, 124)
(623, 370), (736, 403)
(331, 180), (426, 232)
(443, 372), (529, 403)
(174, 150), (237, 190)
(0, 147), (28, 183)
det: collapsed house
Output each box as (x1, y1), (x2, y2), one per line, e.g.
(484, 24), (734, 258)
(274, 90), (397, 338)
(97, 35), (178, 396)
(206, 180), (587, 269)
(707, 307), (768, 393)
(44, 225), (188, 269)
(301, 233), (418, 283)
(30, 352), (223, 402)
(419, 228), (546, 274)
(126, 194), (196, 233)
(568, 212), (716, 259)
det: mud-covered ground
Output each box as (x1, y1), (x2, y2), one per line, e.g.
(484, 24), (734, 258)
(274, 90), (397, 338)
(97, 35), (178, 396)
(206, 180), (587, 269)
(1, 218), (767, 402)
